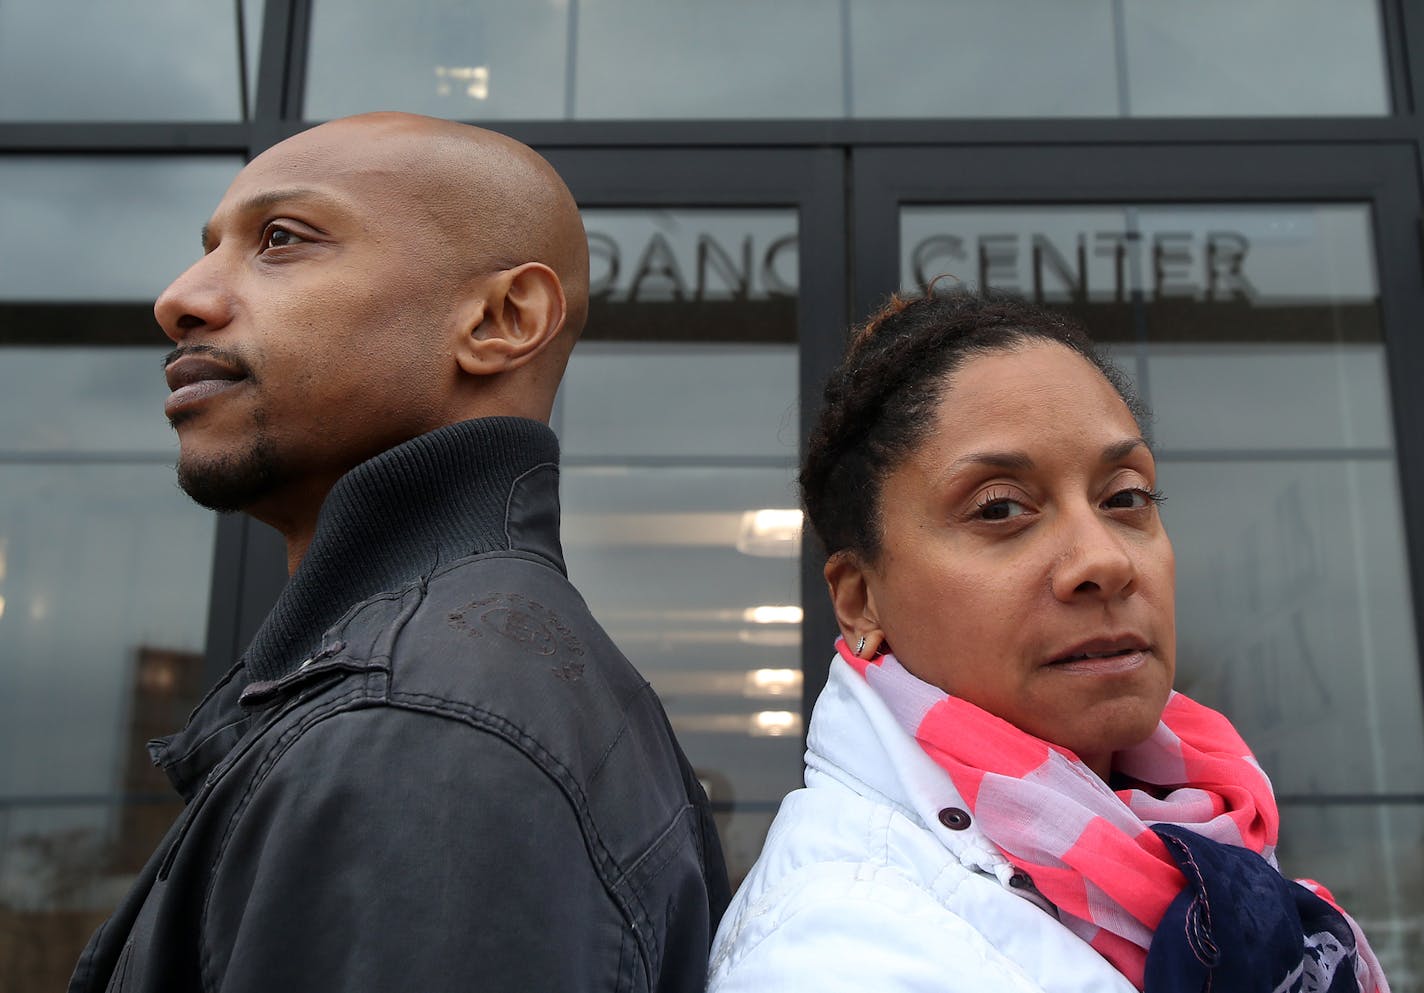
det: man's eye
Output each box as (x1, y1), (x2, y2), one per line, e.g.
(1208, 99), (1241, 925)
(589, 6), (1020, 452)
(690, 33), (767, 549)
(262, 225), (304, 250)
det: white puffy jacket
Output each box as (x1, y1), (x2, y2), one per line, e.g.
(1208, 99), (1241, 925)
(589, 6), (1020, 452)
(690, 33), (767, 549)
(708, 655), (1138, 993)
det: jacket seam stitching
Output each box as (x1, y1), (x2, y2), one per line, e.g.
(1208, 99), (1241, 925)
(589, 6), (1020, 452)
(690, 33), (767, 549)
(387, 688), (659, 984)
(197, 686), (371, 990)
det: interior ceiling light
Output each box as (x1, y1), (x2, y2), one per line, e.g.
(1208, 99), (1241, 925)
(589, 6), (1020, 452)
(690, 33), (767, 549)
(744, 668), (802, 698)
(434, 65), (490, 100)
(742, 605), (803, 625)
(736, 508), (802, 558)
(751, 710), (802, 737)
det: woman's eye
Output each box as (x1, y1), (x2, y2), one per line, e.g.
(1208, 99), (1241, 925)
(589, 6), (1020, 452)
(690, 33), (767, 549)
(1104, 488), (1160, 510)
(977, 498), (1028, 521)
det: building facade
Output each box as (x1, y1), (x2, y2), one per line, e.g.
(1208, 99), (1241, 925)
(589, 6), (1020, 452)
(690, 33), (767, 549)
(2, 0), (1422, 987)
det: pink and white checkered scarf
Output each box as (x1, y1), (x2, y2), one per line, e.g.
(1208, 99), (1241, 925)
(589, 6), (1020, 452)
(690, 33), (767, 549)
(838, 638), (1389, 991)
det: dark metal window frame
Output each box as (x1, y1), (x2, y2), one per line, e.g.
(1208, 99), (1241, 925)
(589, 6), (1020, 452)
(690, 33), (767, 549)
(3, 0), (1424, 712)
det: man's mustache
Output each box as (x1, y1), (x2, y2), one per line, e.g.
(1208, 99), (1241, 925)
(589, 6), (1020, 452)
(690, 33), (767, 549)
(162, 343), (254, 379)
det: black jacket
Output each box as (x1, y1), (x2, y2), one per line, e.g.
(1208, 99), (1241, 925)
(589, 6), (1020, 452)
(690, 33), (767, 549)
(70, 417), (730, 993)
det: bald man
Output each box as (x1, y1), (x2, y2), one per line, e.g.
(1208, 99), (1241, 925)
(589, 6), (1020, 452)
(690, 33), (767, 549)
(69, 114), (729, 993)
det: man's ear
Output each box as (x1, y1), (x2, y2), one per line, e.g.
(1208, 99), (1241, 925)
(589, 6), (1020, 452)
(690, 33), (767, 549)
(454, 262), (567, 376)
(824, 551), (887, 659)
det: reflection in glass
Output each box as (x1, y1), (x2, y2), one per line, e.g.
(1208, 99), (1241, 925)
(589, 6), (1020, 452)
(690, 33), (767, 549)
(0, 158), (242, 306)
(898, 201), (1422, 971)
(305, 0), (569, 119)
(558, 208), (801, 883)
(1276, 802), (1424, 984)
(0, 460), (213, 983)
(302, 0), (1387, 121)
(0, 0), (251, 121)
(573, 0), (841, 119)
(851, 0), (1386, 118)
(0, 465), (214, 799)
(849, 0), (1119, 118)
(1123, 0), (1388, 116)
(0, 348), (177, 454)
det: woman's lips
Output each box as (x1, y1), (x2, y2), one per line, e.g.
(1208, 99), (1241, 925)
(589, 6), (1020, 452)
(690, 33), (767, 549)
(1049, 650), (1149, 676)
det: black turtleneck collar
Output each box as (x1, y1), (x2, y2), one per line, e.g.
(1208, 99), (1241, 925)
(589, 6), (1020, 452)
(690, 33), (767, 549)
(239, 416), (565, 683)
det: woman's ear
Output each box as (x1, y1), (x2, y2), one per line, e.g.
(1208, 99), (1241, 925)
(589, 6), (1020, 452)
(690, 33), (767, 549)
(454, 262), (567, 377)
(824, 552), (886, 659)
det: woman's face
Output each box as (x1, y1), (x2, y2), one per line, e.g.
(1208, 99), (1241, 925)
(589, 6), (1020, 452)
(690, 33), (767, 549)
(828, 342), (1176, 777)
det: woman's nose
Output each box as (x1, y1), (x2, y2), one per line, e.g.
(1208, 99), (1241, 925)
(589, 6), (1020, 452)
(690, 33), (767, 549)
(1050, 507), (1137, 603)
(154, 253), (234, 343)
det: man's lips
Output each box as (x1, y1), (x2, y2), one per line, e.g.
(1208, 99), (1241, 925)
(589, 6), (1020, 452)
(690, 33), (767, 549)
(164, 355), (248, 417)
(1045, 636), (1151, 675)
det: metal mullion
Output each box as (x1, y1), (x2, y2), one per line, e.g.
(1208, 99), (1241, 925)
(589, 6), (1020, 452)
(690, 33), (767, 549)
(1381, 0), (1415, 116)
(1367, 154), (1424, 719)
(0, 122), (251, 153)
(470, 116), (1415, 152)
(796, 147), (850, 720)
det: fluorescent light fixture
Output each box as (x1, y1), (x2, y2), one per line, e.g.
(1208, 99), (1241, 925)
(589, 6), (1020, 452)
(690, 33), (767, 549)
(741, 605), (803, 625)
(752, 710), (801, 737)
(744, 667), (802, 698)
(434, 65), (490, 100)
(736, 508), (802, 557)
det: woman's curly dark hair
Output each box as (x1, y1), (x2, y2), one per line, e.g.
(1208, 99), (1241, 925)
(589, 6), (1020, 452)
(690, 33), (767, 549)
(800, 289), (1146, 562)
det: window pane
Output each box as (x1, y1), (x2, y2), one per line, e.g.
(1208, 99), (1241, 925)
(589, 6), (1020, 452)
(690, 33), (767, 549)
(0, 465), (215, 985)
(305, 0), (1388, 121)
(573, 0), (841, 119)
(0, 0), (250, 121)
(0, 158), (241, 305)
(305, 0), (569, 120)
(1, 156), (225, 983)
(1123, 0), (1388, 116)
(0, 349), (176, 454)
(849, 0), (1119, 118)
(1276, 802), (1424, 980)
(0, 157), (241, 349)
(559, 208), (801, 884)
(899, 202), (1423, 970)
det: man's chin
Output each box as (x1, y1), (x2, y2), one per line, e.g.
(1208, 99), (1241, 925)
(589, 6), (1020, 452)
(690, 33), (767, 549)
(176, 442), (283, 514)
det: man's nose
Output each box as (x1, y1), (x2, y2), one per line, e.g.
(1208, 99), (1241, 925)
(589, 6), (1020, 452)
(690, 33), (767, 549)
(1050, 505), (1137, 603)
(154, 253), (233, 343)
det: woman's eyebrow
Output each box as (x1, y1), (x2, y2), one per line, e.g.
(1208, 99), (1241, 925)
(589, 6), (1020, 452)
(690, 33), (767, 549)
(950, 451), (1036, 472)
(1102, 438), (1150, 462)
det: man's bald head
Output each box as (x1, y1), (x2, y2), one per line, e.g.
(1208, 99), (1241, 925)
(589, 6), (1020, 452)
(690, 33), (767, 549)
(155, 112), (591, 559)
(254, 112), (589, 345)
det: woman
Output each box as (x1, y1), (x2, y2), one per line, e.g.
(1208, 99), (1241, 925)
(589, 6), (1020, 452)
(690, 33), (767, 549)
(708, 292), (1389, 992)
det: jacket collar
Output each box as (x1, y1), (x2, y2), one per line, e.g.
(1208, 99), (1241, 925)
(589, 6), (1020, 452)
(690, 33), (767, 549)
(151, 416), (564, 797)
(240, 416), (565, 683)
(806, 654), (1010, 877)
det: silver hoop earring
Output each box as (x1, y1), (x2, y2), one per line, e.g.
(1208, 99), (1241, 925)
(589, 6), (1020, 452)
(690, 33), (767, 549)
(855, 635), (867, 656)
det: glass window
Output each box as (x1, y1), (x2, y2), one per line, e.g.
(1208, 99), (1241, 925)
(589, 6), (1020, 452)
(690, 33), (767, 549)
(572, 0), (841, 119)
(0, 158), (232, 987)
(305, 0), (570, 120)
(1123, 0), (1389, 117)
(0, 157), (242, 306)
(558, 208), (801, 883)
(0, 0), (255, 121)
(900, 202), (1423, 976)
(306, 0), (1388, 120)
(849, 0), (1120, 118)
